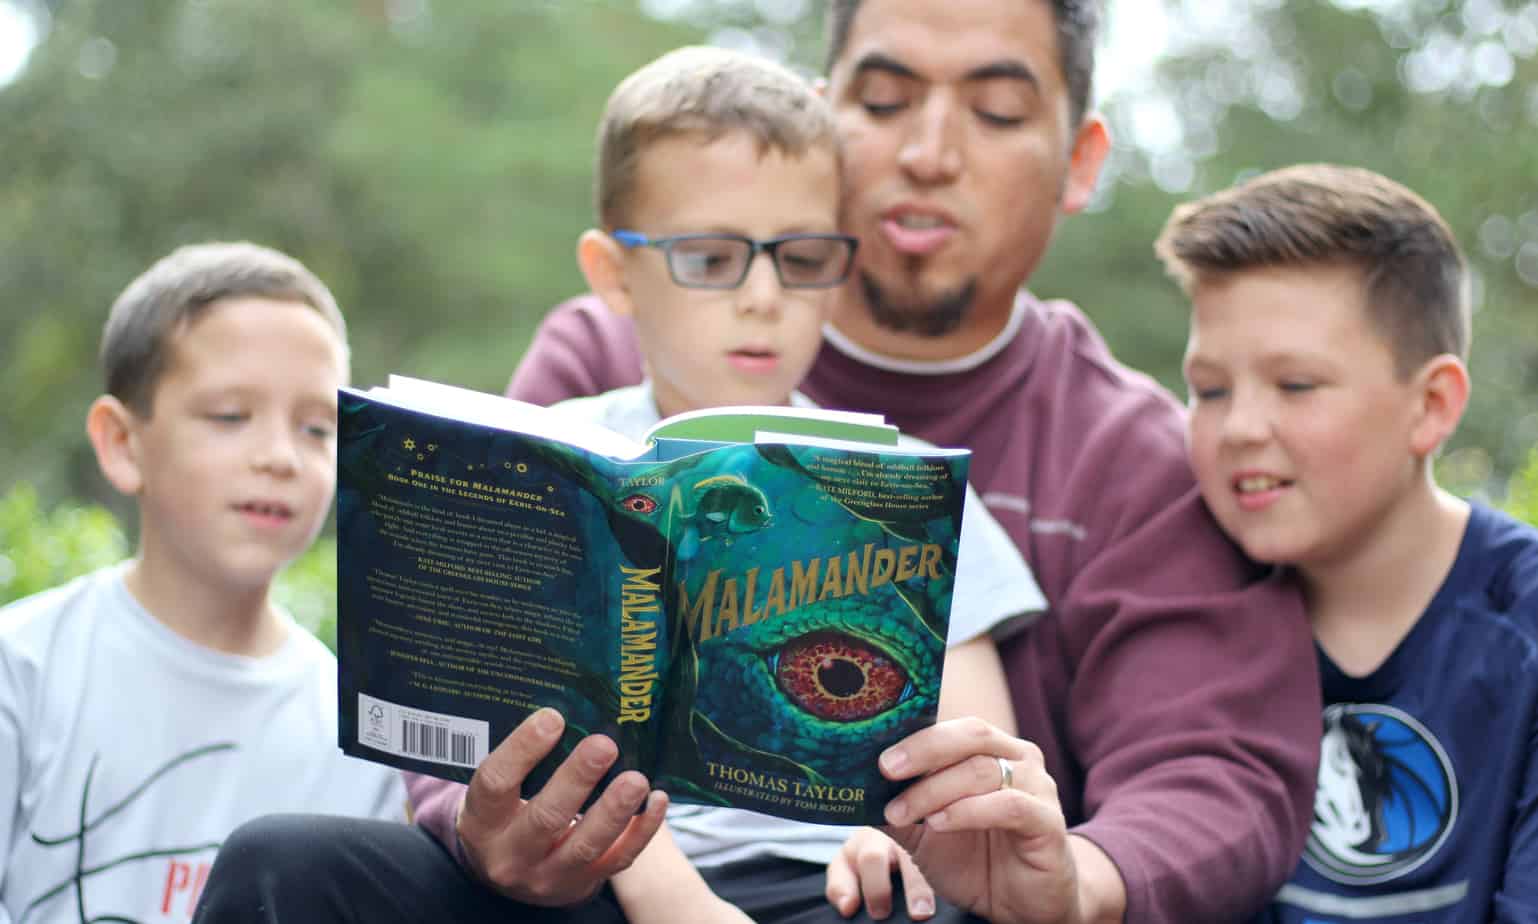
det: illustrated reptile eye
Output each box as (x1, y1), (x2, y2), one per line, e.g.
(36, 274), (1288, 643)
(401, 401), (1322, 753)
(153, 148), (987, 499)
(620, 493), (658, 514)
(771, 631), (911, 722)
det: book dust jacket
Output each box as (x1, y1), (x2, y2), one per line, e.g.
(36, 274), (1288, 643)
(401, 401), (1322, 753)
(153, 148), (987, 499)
(337, 391), (969, 825)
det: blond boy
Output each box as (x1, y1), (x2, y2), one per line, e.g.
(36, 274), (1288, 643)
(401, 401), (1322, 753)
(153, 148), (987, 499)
(547, 45), (1032, 923)
(1158, 164), (1538, 923)
(0, 243), (405, 924)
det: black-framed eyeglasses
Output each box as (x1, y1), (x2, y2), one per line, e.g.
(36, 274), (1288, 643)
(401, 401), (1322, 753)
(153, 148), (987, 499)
(612, 230), (858, 290)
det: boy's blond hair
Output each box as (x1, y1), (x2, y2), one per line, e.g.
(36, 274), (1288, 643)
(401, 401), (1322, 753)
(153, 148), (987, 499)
(594, 45), (839, 229)
(1154, 163), (1469, 378)
(101, 242), (348, 415)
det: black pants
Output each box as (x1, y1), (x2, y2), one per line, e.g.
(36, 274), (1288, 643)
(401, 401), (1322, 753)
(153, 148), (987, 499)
(193, 814), (982, 923)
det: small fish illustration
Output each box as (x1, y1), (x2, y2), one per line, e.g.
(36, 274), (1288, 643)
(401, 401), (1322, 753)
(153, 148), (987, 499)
(675, 475), (772, 560)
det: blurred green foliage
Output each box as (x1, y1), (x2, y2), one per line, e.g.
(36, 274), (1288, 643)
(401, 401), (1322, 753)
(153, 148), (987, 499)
(0, 482), (128, 601)
(0, 482), (338, 646)
(6, 465), (1538, 652)
(1042, 0), (1538, 490)
(0, 0), (700, 517)
(271, 535), (340, 650)
(0, 0), (1534, 508)
(1507, 448), (1538, 530)
(3, 0), (1538, 510)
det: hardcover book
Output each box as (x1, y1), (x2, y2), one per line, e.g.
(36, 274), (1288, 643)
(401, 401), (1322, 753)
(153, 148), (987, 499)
(336, 376), (971, 825)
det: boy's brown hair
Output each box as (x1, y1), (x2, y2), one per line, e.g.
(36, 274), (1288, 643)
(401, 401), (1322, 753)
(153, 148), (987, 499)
(1154, 163), (1469, 377)
(594, 45), (839, 229)
(101, 241), (348, 415)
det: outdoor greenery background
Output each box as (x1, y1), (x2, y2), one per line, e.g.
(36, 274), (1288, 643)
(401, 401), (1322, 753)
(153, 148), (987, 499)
(1, 0), (1536, 631)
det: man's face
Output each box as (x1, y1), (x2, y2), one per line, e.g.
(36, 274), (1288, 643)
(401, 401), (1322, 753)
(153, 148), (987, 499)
(825, 0), (1106, 341)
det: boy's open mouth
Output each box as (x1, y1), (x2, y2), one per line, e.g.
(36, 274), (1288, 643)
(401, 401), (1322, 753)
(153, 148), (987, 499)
(1235, 475), (1291, 494)
(234, 500), (294, 519)
(727, 348), (781, 374)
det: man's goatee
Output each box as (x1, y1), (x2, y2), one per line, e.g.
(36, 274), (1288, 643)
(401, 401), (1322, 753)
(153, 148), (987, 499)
(858, 273), (976, 338)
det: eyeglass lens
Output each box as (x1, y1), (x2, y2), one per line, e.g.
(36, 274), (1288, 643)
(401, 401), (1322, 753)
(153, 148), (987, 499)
(667, 236), (850, 289)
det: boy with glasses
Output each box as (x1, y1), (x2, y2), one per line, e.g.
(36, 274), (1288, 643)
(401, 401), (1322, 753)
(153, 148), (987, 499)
(537, 47), (1038, 922)
(197, 45), (1039, 924)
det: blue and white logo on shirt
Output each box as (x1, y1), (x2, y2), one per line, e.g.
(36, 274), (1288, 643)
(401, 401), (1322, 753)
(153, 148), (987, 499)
(1304, 703), (1457, 885)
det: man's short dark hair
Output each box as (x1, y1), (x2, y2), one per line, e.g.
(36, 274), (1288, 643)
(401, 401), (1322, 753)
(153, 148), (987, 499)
(823, 0), (1102, 126)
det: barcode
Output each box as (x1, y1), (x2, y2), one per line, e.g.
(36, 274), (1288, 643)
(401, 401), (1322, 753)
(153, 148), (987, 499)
(356, 694), (487, 769)
(401, 720), (477, 766)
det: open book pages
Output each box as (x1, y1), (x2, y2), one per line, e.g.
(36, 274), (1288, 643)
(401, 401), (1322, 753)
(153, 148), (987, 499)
(371, 374), (644, 459)
(363, 374), (918, 459)
(646, 404), (899, 447)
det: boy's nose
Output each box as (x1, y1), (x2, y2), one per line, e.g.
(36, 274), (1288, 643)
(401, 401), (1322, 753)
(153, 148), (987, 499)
(251, 428), (301, 476)
(1220, 391), (1273, 445)
(733, 253), (783, 318)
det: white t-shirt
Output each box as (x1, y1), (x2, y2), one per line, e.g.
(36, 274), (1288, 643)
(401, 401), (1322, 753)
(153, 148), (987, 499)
(0, 564), (407, 924)
(553, 383), (1045, 867)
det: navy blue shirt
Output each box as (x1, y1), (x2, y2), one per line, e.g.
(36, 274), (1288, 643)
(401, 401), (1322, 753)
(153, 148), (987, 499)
(1259, 503), (1538, 923)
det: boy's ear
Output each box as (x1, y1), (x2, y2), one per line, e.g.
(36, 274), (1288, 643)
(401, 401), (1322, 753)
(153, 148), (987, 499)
(1409, 354), (1470, 458)
(86, 395), (144, 496)
(577, 229), (636, 318)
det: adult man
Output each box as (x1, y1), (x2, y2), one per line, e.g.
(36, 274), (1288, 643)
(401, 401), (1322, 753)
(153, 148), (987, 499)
(195, 2), (1319, 922)
(493, 0), (1320, 920)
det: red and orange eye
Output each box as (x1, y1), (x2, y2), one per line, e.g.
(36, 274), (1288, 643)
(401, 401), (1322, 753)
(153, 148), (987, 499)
(773, 631), (909, 722)
(620, 493), (658, 514)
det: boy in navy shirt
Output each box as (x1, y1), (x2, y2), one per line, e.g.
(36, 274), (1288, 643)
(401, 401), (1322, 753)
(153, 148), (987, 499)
(1159, 163), (1538, 924)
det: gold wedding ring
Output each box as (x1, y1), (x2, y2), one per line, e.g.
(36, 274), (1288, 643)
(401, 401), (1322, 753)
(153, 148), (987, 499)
(998, 756), (1014, 791)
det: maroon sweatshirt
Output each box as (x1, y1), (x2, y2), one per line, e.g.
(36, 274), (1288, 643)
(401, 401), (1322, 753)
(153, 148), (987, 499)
(412, 292), (1320, 922)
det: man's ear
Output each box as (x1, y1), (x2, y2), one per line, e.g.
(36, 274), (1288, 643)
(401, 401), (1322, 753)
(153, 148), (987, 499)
(577, 229), (636, 318)
(86, 395), (144, 496)
(1060, 113), (1110, 216)
(1409, 354), (1470, 458)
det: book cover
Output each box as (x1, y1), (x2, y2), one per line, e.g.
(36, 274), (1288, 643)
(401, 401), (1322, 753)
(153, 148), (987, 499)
(336, 383), (970, 826)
